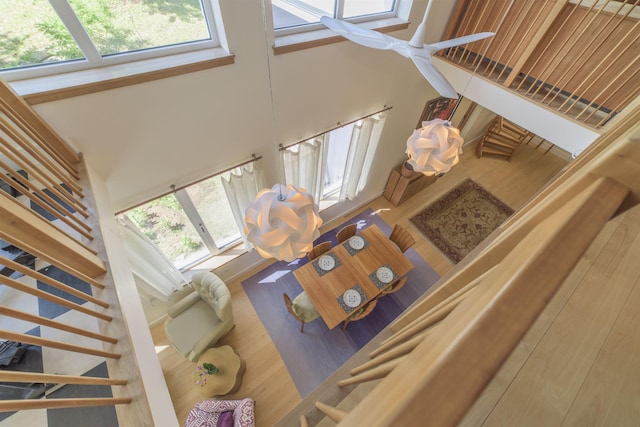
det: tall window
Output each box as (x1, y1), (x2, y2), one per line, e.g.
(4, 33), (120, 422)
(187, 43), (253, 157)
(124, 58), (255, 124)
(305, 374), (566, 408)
(282, 111), (388, 205)
(118, 175), (239, 271)
(0, 0), (218, 78)
(272, 0), (396, 32)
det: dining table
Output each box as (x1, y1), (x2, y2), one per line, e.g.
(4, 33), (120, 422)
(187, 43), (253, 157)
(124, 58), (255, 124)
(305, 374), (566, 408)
(293, 224), (415, 329)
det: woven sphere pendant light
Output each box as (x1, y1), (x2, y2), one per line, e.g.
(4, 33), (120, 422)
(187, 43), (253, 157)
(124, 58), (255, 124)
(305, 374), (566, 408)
(244, 184), (322, 262)
(406, 118), (464, 176)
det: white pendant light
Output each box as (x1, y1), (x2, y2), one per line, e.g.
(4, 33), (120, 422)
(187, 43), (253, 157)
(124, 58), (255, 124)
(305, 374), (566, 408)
(244, 183), (323, 262)
(406, 118), (464, 176)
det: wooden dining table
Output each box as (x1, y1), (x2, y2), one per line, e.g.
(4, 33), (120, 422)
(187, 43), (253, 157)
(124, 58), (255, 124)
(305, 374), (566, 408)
(293, 224), (415, 329)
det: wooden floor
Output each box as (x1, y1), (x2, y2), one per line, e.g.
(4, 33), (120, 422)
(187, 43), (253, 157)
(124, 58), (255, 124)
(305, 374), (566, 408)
(150, 142), (568, 426)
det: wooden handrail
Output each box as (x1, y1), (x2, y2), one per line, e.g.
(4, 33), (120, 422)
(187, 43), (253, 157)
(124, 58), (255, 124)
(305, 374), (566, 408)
(338, 177), (629, 426)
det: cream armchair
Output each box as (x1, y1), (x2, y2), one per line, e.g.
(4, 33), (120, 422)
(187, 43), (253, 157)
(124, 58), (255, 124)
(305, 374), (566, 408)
(164, 271), (234, 361)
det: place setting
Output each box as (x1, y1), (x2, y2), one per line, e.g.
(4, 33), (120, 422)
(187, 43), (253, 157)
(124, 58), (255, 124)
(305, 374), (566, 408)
(343, 235), (369, 256)
(336, 284), (368, 314)
(369, 264), (398, 290)
(312, 252), (341, 277)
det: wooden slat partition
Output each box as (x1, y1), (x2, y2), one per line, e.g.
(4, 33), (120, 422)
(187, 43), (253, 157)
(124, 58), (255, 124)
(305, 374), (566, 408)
(0, 82), (80, 170)
(0, 129), (89, 219)
(0, 371), (126, 386)
(0, 329), (120, 359)
(0, 196), (105, 277)
(337, 176), (628, 426)
(441, 0), (640, 128)
(0, 79), (157, 423)
(0, 398), (132, 412)
(0, 306), (116, 343)
(0, 255), (108, 307)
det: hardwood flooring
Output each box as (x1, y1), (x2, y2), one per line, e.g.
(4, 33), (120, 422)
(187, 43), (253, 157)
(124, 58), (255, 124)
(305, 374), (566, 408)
(150, 142), (568, 426)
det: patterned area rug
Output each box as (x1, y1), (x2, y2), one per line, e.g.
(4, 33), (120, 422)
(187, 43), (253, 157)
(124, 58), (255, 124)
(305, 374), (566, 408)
(410, 179), (514, 263)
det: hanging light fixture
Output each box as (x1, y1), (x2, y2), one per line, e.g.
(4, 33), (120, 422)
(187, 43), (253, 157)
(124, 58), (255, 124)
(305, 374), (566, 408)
(244, 183), (323, 262)
(405, 118), (464, 176)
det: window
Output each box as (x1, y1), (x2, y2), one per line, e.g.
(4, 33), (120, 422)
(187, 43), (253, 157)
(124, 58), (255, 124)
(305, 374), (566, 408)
(0, 0), (219, 80)
(282, 111), (388, 207)
(272, 0), (397, 33)
(118, 175), (240, 271)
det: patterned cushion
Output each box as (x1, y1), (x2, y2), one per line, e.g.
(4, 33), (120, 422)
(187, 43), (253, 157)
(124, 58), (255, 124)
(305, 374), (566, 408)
(216, 411), (233, 427)
(184, 398), (255, 427)
(292, 292), (320, 322)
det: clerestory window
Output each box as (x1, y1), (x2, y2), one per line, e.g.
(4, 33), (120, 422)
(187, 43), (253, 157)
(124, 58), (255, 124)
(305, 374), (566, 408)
(272, 0), (397, 34)
(0, 0), (220, 81)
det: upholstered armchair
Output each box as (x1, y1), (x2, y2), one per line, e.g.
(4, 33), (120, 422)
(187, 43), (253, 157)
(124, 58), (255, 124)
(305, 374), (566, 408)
(184, 398), (255, 427)
(164, 271), (234, 362)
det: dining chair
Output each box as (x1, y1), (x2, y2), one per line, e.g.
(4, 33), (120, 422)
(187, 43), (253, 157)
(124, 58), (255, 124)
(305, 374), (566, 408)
(389, 224), (416, 253)
(283, 292), (320, 332)
(342, 299), (378, 330)
(336, 223), (358, 244)
(381, 276), (408, 296)
(307, 241), (332, 261)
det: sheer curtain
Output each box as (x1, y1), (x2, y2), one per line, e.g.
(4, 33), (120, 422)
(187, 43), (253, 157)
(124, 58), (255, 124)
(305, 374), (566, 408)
(281, 137), (324, 203)
(117, 215), (187, 303)
(340, 112), (387, 201)
(221, 162), (266, 249)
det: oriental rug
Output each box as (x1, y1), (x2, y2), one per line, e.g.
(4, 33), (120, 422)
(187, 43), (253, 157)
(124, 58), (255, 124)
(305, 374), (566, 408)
(240, 209), (439, 397)
(410, 179), (514, 264)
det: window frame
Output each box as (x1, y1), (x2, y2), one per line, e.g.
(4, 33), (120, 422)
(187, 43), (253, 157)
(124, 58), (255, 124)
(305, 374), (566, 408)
(1, 0), (222, 83)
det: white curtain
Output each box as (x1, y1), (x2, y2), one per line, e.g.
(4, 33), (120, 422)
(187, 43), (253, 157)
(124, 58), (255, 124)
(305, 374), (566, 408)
(281, 137), (324, 203)
(340, 112), (387, 201)
(117, 215), (187, 302)
(221, 162), (266, 249)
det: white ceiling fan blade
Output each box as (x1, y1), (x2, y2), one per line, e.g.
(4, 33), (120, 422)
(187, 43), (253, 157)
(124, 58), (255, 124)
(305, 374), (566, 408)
(410, 52), (459, 99)
(320, 16), (402, 51)
(427, 32), (495, 52)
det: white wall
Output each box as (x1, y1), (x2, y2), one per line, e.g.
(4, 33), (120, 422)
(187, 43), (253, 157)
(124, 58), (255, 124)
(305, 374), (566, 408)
(30, 0), (438, 215)
(24, 0), (598, 246)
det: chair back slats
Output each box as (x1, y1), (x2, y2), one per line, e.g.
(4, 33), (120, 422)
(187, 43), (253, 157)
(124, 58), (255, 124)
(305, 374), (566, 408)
(389, 225), (416, 253)
(308, 241), (332, 261)
(336, 223), (357, 243)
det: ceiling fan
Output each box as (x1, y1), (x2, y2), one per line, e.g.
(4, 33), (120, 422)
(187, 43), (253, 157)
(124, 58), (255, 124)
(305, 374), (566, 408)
(320, 0), (495, 99)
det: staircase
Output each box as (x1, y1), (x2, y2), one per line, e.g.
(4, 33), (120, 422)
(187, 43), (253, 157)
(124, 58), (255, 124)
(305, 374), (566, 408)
(476, 116), (532, 161)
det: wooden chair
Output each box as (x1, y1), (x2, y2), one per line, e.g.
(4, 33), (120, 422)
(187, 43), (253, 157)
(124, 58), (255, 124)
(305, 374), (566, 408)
(342, 299), (378, 330)
(283, 292), (320, 332)
(307, 241), (332, 261)
(389, 224), (416, 253)
(381, 276), (408, 296)
(336, 223), (357, 243)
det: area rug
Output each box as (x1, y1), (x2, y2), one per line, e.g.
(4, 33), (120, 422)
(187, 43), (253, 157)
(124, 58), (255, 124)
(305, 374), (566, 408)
(410, 179), (514, 263)
(240, 209), (440, 397)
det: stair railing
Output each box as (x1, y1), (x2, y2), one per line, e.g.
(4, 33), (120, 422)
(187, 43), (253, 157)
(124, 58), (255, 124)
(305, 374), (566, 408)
(0, 80), (155, 425)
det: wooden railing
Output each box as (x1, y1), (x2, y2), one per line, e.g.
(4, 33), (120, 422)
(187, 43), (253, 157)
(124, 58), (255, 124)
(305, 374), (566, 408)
(440, 0), (640, 129)
(283, 102), (640, 426)
(0, 80), (152, 424)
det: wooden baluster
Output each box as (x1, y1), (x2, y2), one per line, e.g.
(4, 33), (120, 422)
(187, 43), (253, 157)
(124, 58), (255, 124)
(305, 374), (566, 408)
(315, 401), (347, 423)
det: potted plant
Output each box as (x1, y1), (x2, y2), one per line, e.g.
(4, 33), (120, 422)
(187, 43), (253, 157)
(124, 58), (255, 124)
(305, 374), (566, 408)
(195, 362), (219, 386)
